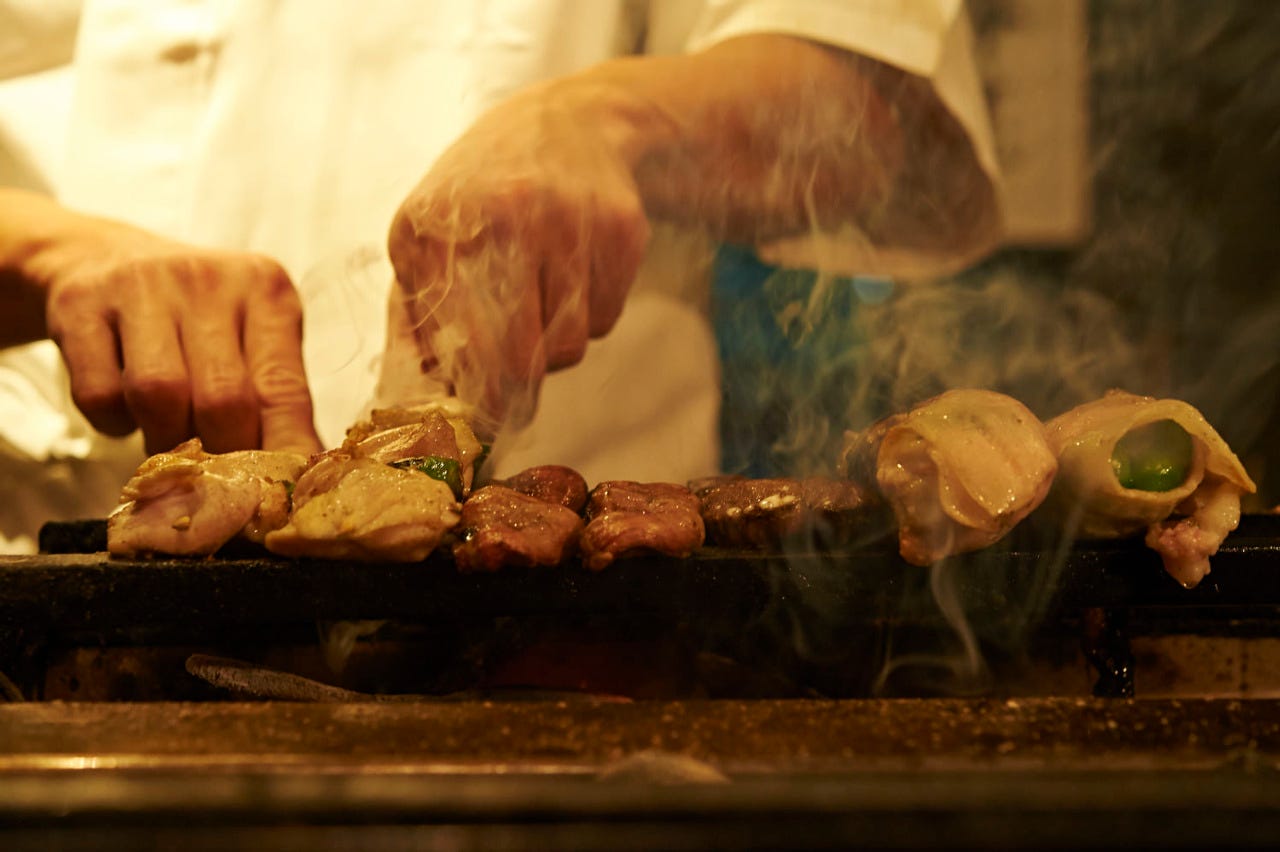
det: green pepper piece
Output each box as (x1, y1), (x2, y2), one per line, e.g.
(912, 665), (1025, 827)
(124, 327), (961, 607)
(390, 455), (464, 500)
(1110, 419), (1193, 491)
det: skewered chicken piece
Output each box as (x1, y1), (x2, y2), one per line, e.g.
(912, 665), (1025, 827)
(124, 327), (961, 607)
(263, 452), (460, 562)
(107, 438), (306, 558)
(345, 404), (486, 497)
(839, 389), (1058, 566)
(1045, 389), (1256, 588)
(263, 405), (483, 561)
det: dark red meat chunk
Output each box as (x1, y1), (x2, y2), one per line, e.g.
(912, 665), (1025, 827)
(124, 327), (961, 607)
(579, 481), (705, 571)
(698, 476), (874, 548)
(453, 485), (584, 573)
(494, 465), (589, 513)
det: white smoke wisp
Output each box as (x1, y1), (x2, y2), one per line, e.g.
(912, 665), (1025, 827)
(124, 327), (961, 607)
(853, 269), (1145, 423)
(870, 557), (992, 698)
(744, 263), (1147, 696)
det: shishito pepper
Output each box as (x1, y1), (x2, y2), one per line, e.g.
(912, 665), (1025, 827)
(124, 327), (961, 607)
(1110, 419), (1193, 491)
(390, 456), (464, 500)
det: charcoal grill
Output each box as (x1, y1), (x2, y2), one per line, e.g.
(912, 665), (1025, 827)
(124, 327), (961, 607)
(2, 516), (1280, 849)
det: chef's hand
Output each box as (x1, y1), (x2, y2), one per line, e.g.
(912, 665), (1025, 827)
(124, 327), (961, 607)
(385, 35), (996, 426)
(0, 189), (322, 456)
(385, 77), (651, 428)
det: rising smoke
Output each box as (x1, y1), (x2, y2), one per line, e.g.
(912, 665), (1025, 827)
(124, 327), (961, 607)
(788, 0), (1280, 695)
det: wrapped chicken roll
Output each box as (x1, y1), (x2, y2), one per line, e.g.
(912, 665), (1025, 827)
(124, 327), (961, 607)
(1045, 390), (1256, 588)
(840, 389), (1058, 566)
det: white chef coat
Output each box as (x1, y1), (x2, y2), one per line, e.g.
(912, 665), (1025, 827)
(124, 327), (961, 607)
(0, 0), (998, 552)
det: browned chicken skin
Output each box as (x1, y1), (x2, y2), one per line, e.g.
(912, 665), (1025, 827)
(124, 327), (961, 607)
(107, 438), (307, 558)
(264, 455), (460, 562)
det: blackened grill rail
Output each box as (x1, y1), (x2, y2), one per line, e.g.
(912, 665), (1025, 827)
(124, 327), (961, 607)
(2, 511), (1280, 629)
(10, 515), (1280, 697)
(10, 514), (1280, 627)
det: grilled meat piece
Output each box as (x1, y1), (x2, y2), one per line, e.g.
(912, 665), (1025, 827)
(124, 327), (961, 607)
(580, 481), (705, 571)
(346, 405), (485, 496)
(351, 417), (459, 467)
(840, 389), (1058, 566)
(687, 474), (745, 499)
(701, 475), (878, 549)
(494, 465), (589, 512)
(453, 484), (585, 572)
(1046, 389), (1256, 588)
(108, 439), (306, 558)
(264, 455), (460, 562)
(698, 476), (873, 548)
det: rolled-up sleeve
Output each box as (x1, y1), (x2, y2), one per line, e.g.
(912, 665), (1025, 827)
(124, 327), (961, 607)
(0, 0), (81, 80)
(678, 0), (997, 181)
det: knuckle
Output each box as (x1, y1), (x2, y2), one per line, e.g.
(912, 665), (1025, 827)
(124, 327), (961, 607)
(253, 362), (312, 408)
(194, 370), (254, 413)
(250, 259), (302, 308)
(71, 381), (124, 420)
(107, 256), (153, 283)
(45, 276), (92, 316)
(45, 292), (91, 342)
(124, 370), (190, 413)
(184, 255), (238, 298)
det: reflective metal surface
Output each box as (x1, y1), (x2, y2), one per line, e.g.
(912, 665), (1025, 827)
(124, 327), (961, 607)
(3, 698), (1280, 850)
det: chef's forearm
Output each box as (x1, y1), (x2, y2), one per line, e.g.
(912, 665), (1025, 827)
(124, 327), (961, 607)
(559, 34), (996, 250)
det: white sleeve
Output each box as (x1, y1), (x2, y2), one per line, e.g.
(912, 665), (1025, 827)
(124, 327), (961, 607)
(0, 0), (81, 80)
(647, 0), (1001, 275)
(0, 1), (81, 193)
(678, 0), (998, 183)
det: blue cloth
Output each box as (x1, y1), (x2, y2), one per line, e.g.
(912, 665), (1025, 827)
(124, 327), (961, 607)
(710, 244), (893, 476)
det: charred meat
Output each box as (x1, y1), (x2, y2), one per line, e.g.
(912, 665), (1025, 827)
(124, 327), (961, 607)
(452, 484), (585, 572)
(493, 465), (589, 513)
(697, 476), (874, 548)
(579, 481), (705, 571)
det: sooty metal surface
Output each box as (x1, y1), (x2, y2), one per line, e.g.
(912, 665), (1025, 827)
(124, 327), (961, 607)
(11, 515), (1280, 637)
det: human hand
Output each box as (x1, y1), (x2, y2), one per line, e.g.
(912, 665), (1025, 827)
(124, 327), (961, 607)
(39, 225), (321, 456)
(385, 79), (652, 427)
